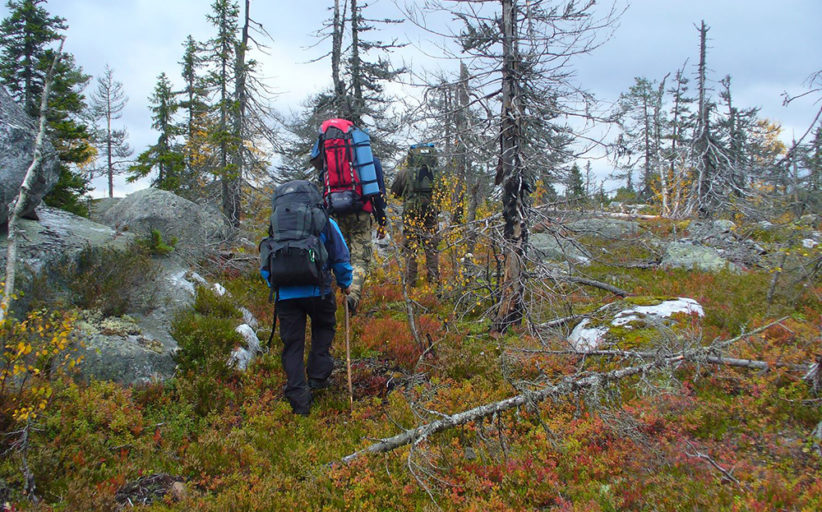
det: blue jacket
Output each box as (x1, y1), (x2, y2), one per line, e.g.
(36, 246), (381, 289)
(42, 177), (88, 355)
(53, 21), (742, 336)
(263, 218), (353, 301)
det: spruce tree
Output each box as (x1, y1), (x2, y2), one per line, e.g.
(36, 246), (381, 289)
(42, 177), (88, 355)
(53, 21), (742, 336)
(128, 73), (185, 191)
(179, 34), (211, 191)
(0, 0), (92, 215)
(566, 163), (585, 207)
(204, 0), (241, 225)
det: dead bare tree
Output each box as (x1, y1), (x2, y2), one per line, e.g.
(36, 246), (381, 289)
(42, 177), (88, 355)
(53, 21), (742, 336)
(401, 0), (622, 333)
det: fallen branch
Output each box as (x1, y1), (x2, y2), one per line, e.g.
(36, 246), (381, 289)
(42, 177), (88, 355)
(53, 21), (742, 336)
(517, 348), (811, 373)
(555, 275), (631, 297)
(341, 357), (676, 464)
(684, 441), (745, 490)
(341, 318), (789, 463)
(534, 314), (583, 330)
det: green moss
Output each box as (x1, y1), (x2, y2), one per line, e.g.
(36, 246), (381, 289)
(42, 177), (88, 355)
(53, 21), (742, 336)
(623, 296), (668, 307)
(608, 325), (660, 349)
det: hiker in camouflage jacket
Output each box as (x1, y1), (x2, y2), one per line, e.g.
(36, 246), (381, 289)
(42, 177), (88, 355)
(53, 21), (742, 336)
(390, 145), (440, 287)
(310, 149), (388, 315)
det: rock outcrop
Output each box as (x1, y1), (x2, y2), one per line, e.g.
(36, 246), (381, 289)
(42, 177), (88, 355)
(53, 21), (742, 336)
(661, 241), (742, 273)
(0, 86), (60, 226)
(0, 206), (135, 295)
(95, 188), (232, 261)
(0, 206), (183, 385)
(568, 296), (705, 352)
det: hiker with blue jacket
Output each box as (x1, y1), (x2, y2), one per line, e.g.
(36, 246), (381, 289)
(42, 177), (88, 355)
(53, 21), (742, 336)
(259, 180), (353, 416)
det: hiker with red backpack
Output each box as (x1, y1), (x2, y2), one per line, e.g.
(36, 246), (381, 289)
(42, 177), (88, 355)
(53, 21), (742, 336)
(259, 180), (353, 416)
(310, 119), (388, 316)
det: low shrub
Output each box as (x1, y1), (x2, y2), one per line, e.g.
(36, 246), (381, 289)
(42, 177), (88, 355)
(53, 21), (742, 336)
(58, 243), (157, 316)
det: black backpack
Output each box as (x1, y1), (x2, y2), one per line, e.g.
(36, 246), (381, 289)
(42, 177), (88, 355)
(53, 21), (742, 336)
(259, 180), (329, 289)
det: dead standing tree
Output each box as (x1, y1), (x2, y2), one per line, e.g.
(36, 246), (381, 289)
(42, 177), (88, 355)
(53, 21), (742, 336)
(492, 0), (527, 332)
(403, 0), (622, 332)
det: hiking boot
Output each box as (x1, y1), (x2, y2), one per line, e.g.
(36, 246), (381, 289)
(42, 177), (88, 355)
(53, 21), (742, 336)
(308, 378), (330, 390)
(292, 393), (313, 416)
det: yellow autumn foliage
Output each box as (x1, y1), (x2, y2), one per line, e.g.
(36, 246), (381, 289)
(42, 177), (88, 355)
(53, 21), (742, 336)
(1, 306), (79, 424)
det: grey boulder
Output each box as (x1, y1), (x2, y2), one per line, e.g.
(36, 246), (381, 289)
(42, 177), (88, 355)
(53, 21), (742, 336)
(96, 188), (231, 261)
(0, 86), (60, 226)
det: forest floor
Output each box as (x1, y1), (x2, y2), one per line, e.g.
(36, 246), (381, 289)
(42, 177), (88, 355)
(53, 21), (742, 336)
(1, 213), (821, 511)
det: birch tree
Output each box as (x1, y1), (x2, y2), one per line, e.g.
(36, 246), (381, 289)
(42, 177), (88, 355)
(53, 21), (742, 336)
(0, 0), (92, 216)
(2, 39), (62, 322)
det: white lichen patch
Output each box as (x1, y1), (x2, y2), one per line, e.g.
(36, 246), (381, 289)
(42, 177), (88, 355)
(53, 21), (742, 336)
(569, 318), (609, 352)
(612, 297), (704, 328)
(99, 315), (141, 336)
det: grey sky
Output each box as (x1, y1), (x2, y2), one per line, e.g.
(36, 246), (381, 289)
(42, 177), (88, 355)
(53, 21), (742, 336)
(1, 0), (819, 196)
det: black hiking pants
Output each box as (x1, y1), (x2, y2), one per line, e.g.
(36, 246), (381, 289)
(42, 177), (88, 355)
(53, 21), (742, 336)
(277, 293), (337, 414)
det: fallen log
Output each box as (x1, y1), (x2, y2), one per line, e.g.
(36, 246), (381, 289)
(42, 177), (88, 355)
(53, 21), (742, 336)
(341, 318), (789, 463)
(341, 357), (674, 464)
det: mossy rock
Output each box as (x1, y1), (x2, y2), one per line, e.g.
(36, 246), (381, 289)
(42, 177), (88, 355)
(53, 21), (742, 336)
(568, 296), (704, 351)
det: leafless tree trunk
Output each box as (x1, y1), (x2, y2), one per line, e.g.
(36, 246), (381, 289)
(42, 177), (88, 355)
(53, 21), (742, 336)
(654, 75), (669, 215)
(341, 357), (669, 464)
(668, 64), (688, 218)
(225, 0), (251, 229)
(454, 61), (470, 224)
(1, 40), (63, 322)
(693, 20), (713, 218)
(340, 318), (788, 464)
(491, 0), (528, 334)
(331, 0), (345, 107)
(349, 0), (363, 123)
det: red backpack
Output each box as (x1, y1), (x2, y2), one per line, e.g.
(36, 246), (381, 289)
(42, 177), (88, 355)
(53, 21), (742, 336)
(318, 118), (374, 215)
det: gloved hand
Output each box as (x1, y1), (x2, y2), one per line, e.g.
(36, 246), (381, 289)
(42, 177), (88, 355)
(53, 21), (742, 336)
(260, 269), (271, 288)
(376, 225), (387, 239)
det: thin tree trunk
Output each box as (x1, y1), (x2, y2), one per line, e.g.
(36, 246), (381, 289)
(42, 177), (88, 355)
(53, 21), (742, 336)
(331, 0), (345, 110)
(454, 61), (470, 224)
(642, 93), (651, 199)
(492, 0), (528, 334)
(350, 0), (363, 124)
(654, 75), (669, 215)
(107, 98), (114, 197)
(2, 40), (63, 322)
(694, 21), (712, 218)
(227, 0), (250, 229)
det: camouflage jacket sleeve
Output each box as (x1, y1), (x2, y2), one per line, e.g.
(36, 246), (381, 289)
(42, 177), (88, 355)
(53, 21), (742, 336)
(389, 167), (407, 198)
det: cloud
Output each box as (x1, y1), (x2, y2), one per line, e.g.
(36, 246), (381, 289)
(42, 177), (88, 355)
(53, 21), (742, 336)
(2, 0), (820, 198)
